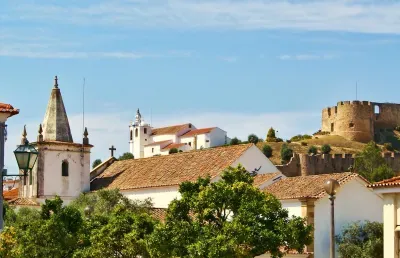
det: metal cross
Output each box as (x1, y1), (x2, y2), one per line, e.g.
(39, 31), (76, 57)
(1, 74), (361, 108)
(109, 145), (116, 157)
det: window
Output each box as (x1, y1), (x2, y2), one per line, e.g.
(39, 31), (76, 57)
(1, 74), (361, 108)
(188, 142), (192, 146)
(135, 128), (138, 137)
(144, 128), (147, 134)
(130, 130), (133, 141)
(349, 122), (354, 128)
(375, 105), (380, 114)
(152, 148), (154, 153)
(62, 161), (69, 177)
(206, 140), (210, 143)
(331, 123), (334, 132)
(29, 170), (32, 185)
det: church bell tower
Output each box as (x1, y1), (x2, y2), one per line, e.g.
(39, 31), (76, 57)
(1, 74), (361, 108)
(129, 109), (151, 159)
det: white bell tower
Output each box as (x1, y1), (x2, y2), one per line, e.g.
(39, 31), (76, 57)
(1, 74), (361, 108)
(129, 109), (151, 159)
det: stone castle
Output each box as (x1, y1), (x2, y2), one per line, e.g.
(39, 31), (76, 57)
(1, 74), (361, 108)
(322, 100), (400, 143)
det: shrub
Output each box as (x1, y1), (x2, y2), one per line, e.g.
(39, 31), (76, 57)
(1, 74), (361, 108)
(308, 146), (318, 155)
(276, 138), (283, 142)
(384, 142), (394, 152)
(301, 141), (307, 146)
(92, 159), (102, 169)
(118, 152), (134, 160)
(321, 144), (332, 154)
(266, 127), (277, 142)
(248, 134), (259, 144)
(280, 144), (293, 164)
(286, 140), (291, 143)
(230, 137), (240, 145)
(262, 144), (273, 158)
(169, 148), (178, 154)
(290, 134), (312, 142)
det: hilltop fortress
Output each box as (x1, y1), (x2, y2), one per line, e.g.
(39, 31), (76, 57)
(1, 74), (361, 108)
(322, 101), (400, 143)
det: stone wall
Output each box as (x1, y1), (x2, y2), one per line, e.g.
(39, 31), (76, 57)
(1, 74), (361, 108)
(321, 101), (400, 143)
(277, 152), (400, 177)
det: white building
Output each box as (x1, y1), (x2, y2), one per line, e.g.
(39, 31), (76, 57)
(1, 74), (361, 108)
(264, 173), (383, 258)
(369, 176), (400, 258)
(91, 143), (281, 208)
(129, 109), (228, 159)
(10, 76), (93, 206)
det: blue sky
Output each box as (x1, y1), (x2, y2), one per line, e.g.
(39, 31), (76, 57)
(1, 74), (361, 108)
(2, 0), (400, 172)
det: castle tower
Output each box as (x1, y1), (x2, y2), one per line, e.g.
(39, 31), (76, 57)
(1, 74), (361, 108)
(22, 76), (93, 203)
(129, 109), (151, 159)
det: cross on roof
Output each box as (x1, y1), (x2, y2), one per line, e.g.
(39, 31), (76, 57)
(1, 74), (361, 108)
(109, 145), (116, 157)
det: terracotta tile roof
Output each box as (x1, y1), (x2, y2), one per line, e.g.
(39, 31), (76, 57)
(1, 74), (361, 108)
(151, 123), (192, 136)
(8, 198), (40, 206)
(144, 140), (172, 147)
(0, 103), (19, 117)
(162, 143), (186, 150)
(149, 208), (167, 222)
(181, 127), (216, 137)
(253, 172), (282, 187)
(3, 188), (19, 201)
(91, 144), (253, 191)
(368, 176), (400, 188)
(264, 173), (368, 200)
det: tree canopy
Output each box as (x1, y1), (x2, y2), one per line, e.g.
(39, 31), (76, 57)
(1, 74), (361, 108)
(147, 165), (313, 258)
(92, 159), (102, 169)
(354, 141), (394, 183)
(118, 152), (134, 160)
(248, 134), (259, 144)
(266, 127), (277, 142)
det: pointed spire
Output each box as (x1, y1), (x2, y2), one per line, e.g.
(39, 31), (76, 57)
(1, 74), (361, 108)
(83, 127), (89, 145)
(42, 76), (73, 142)
(54, 75), (58, 88)
(135, 108), (142, 125)
(21, 125), (27, 145)
(37, 124), (43, 142)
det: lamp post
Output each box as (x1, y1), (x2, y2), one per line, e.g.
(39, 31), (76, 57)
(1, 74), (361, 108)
(324, 178), (340, 258)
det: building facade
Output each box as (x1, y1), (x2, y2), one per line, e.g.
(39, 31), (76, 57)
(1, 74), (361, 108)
(321, 101), (400, 143)
(129, 109), (228, 159)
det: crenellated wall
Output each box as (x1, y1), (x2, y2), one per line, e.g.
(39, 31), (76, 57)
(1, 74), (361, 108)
(277, 152), (400, 177)
(321, 101), (400, 143)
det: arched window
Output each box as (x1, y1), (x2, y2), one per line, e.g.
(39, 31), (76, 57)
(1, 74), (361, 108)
(130, 130), (133, 141)
(135, 128), (138, 137)
(62, 161), (69, 177)
(144, 128), (147, 134)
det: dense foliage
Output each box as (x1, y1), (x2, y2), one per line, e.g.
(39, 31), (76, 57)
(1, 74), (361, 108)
(280, 144), (294, 164)
(148, 165), (313, 258)
(321, 144), (332, 154)
(336, 221), (383, 258)
(230, 137), (241, 145)
(169, 148), (178, 154)
(266, 127), (277, 142)
(290, 134), (312, 142)
(92, 159), (102, 169)
(118, 152), (134, 160)
(308, 145), (318, 155)
(248, 134), (259, 144)
(354, 141), (394, 183)
(262, 144), (273, 158)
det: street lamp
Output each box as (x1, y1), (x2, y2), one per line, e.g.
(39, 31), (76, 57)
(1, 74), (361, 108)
(324, 178), (340, 258)
(13, 140), (38, 174)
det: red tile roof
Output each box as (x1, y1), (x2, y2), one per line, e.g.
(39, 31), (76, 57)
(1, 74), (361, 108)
(8, 198), (40, 206)
(91, 144), (253, 191)
(3, 188), (19, 201)
(145, 140), (172, 147)
(0, 103), (19, 117)
(253, 172), (282, 187)
(181, 127), (216, 137)
(162, 143), (186, 150)
(151, 124), (192, 136)
(264, 173), (368, 200)
(368, 176), (400, 188)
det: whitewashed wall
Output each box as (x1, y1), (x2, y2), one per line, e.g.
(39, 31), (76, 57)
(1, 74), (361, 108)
(232, 145), (280, 175)
(313, 179), (383, 258)
(144, 145), (162, 157)
(123, 186), (180, 208)
(209, 128), (227, 147)
(280, 200), (303, 218)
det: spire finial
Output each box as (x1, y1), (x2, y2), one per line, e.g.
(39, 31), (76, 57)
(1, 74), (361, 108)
(21, 125), (28, 145)
(84, 127), (88, 137)
(37, 124), (43, 142)
(54, 75), (58, 88)
(83, 127), (89, 145)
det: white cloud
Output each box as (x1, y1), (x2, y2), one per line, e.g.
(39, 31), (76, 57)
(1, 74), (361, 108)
(6, 1), (400, 34)
(3, 110), (319, 173)
(278, 54), (336, 61)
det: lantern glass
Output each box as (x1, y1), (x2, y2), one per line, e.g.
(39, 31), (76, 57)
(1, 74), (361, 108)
(324, 178), (340, 196)
(14, 142), (39, 171)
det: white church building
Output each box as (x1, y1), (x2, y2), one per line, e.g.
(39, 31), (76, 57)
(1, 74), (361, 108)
(129, 109), (228, 159)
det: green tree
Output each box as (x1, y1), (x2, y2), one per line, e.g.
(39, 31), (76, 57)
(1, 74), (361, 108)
(92, 159), (102, 169)
(308, 145), (318, 155)
(336, 221), (383, 258)
(230, 137), (241, 145)
(280, 144), (294, 164)
(248, 134), (259, 144)
(354, 141), (394, 183)
(321, 144), (332, 154)
(262, 144), (273, 158)
(266, 127), (277, 142)
(147, 165), (313, 258)
(169, 148), (178, 154)
(118, 152), (134, 160)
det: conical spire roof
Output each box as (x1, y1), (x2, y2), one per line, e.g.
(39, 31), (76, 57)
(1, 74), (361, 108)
(42, 76), (73, 142)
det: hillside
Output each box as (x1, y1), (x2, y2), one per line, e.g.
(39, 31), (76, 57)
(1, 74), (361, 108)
(257, 135), (367, 165)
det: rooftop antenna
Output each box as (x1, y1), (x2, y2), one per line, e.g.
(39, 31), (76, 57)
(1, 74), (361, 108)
(150, 108), (153, 127)
(81, 77), (86, 159)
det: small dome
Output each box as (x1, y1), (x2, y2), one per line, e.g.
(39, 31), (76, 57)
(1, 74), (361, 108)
(140, 120), (149, 126)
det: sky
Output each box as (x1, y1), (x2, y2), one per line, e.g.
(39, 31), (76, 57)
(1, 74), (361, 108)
(2, 0), (400, 172)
